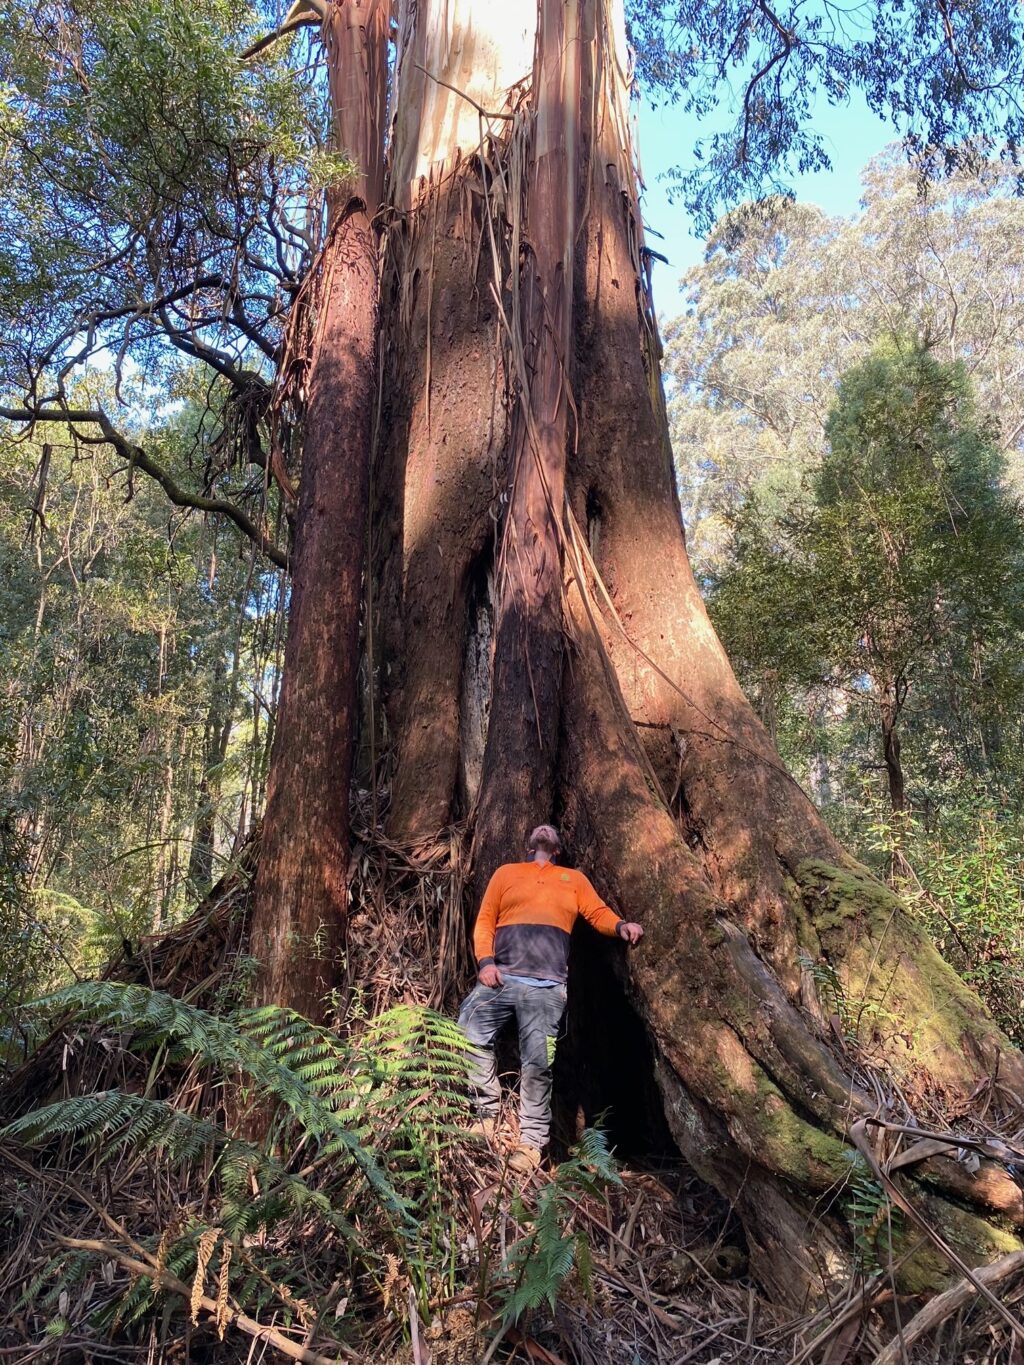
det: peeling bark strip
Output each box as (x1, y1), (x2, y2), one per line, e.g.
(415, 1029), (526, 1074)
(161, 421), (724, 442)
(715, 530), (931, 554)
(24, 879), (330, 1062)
(473, 0), (583, 886)
(251, 0), (389, 1017)
(378, 0), (534, 840)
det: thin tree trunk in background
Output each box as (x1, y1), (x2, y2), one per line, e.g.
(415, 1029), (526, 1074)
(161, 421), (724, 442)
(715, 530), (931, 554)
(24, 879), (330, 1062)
(880, 684), (907, 813)
(188, 660), (226, 895)
(188, 772), (215, 895)
(154, 741), (175, 928)
(250, 0), (388, 1017)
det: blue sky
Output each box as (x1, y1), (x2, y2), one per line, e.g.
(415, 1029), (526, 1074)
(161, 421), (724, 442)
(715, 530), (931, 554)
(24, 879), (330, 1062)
(636, 91), (896, 305)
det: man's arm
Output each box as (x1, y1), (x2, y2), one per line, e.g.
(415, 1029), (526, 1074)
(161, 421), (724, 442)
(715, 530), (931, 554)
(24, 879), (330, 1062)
(473, 868), (505, 984)
(575, 873), (644, 944)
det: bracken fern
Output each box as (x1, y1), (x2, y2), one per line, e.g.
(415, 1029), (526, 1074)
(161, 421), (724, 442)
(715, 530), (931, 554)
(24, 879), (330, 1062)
(498, 1127), (620, 1323)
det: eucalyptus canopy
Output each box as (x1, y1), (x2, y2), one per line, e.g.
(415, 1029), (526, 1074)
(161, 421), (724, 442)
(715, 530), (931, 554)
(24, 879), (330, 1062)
(713, 340), (1024, 813)
(3, 0), (1024, 515)
(667, 153), (1024, 577)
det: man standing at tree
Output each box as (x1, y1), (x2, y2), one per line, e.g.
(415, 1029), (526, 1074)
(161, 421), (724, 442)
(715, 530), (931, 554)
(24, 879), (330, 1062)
(459, 824), (644, 1173)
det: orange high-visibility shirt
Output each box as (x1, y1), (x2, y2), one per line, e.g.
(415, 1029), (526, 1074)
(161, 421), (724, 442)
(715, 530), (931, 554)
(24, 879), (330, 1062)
(474, 861), (622, 982)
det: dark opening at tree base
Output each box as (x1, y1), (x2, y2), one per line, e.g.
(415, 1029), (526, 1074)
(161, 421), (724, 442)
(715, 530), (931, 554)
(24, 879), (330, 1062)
(553, 924), (680, 1164)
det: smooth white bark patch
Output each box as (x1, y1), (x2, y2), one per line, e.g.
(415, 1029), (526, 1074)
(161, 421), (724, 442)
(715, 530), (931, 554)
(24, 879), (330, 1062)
(391, 0), (536, 208)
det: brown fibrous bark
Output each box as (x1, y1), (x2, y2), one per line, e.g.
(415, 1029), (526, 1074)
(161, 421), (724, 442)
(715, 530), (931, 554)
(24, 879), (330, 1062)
(250, 0), (389, 1017)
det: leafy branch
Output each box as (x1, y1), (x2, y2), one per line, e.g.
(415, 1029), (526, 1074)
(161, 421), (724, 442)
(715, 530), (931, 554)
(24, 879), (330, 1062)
(0, 405), (289, 568)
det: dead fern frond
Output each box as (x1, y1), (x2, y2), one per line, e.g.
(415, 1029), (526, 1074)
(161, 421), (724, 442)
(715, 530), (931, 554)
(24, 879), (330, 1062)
(216, 1238), (232, 1339)
(191, 1225), (221, 1324)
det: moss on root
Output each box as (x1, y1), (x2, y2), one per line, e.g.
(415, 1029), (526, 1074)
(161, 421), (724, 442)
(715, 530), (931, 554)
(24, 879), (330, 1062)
(751, 1083), (851, 1188)
(686, 1021), (852, 1189)
(795, 858), (1007, 1092)
(889, 1193), (1024, 1296)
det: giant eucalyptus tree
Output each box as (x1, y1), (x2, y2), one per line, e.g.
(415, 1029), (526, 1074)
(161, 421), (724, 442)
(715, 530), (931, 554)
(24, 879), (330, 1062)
(5, 0), (1024, 1309)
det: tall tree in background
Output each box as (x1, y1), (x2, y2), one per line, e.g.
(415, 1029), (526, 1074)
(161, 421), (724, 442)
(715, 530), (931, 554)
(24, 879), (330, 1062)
(6, 0), (1024, 1307)
(667, 156), (1024, 576)
(0, 416), (281, 1024)
(713, 341), (1024, 817)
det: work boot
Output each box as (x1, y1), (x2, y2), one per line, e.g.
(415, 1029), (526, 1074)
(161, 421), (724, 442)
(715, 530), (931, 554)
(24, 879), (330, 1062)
(508, 1145), (541, 1175)
(468, 1117), (497, 1144)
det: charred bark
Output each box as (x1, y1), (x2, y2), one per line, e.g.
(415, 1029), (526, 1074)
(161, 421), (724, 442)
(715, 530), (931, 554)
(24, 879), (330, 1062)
(376, 187), (507, 840)
(377, 0), (534, 842)
(250, 0), (388, 1016)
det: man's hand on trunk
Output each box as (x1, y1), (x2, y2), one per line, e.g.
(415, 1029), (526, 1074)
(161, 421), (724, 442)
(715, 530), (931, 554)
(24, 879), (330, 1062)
(478, 964), (504, 988)
(617, 922), (644, 945)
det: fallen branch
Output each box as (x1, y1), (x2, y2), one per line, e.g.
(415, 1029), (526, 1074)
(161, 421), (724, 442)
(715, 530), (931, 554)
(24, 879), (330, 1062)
(788, 1279), (894, 1365)
(872, 1251), (1024, 1365)
(55, 1236), (355, 1364)
(849, 1118), (1024, 1343)
(596, 1260), (686, 1331)
(864, 1116), (1024, 1167)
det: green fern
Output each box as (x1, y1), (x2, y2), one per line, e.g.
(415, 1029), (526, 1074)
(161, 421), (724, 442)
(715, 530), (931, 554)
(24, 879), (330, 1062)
(841, 1151), (897, 1273)
(498, 1129), (621, 1324)
(21, 982), (405, 1217)
(6, 982), (478, 1343)
(798, 951), (851, 1037)
(342, 1005), (474, 1313)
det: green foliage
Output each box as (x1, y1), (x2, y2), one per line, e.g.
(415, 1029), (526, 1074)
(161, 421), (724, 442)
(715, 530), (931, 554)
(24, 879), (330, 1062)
(13, 981), (402, 1205)
(0, 764), (32, 1062)
(3, 983), (478, 1338)
(667, 157), (1024, 577)
(816, 339), (1017, 685)
(6, 984), (620, 1348)
(0, 0), (315, 380)
(798, 952), (848, 1034)
(712, 339), (1024, 811)
(0, 0), (314, 605)
(705, 334), (1024, 1034)
(0, 429), (285, 1034)
(627, 0), (1024, 225)
(857, 795), (1024, 1043)
(497, 1129), (620, 1323)
(841, 1151), (897, 1275)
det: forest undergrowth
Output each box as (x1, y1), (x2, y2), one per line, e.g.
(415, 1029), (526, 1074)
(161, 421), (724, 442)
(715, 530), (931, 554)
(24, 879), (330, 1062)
(4, 808), (1024, 1365)
(0, 840), (773, 1365)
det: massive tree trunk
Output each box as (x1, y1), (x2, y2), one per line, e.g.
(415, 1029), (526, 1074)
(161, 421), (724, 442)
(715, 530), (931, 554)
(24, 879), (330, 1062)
(250, 0), (388, 1016)
(252, 0), (1024, 1310)
(377, 0), (534, 841)
(473, 0), (579, 887)
(366, 0), (1024, 1310)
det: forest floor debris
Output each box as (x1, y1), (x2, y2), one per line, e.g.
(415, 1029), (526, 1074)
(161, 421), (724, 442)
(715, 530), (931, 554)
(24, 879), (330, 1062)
(4, 834), (1024, 1364)
(0, 1124), (786, 1365)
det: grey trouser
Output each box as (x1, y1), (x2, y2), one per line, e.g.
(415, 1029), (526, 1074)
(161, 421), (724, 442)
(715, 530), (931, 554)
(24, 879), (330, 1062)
(457, 979), (567, 1150)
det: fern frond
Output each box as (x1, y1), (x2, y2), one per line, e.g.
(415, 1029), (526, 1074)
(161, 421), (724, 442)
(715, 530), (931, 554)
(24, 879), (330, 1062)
(496, 1128), (619, 1324)
(24, 983), (406, 1221)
